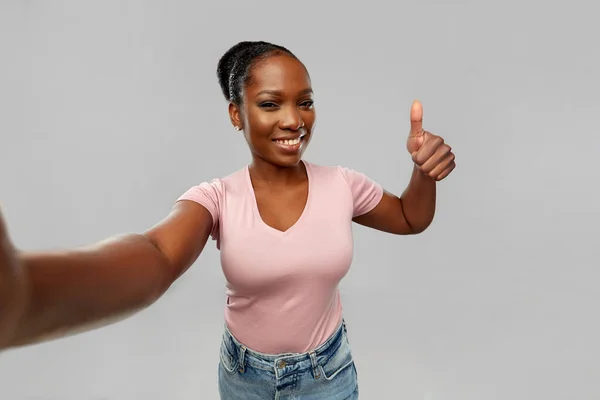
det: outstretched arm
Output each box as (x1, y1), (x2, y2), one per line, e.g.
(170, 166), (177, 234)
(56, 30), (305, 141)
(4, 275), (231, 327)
(0, 200), (213, 350)
(353, 100), (456, 234)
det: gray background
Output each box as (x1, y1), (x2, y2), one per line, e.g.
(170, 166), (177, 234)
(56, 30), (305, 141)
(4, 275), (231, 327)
(1, 1), (599, 399)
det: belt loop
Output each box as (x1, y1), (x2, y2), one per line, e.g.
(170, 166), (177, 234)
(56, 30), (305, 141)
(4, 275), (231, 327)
(238, 345), (247, 373)
(309, 351), (320, 380)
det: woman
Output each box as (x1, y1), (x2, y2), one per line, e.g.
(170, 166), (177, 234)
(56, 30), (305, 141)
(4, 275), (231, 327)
(0, 41), (455, 398)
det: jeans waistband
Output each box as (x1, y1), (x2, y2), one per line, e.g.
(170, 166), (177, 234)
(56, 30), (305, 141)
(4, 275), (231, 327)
(221, 320), (347, 379)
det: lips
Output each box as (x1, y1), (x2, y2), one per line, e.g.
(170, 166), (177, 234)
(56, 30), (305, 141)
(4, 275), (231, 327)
(273, 137), (302, 146)
(271, 132), (306, 142)
(271, 133), (306, 154)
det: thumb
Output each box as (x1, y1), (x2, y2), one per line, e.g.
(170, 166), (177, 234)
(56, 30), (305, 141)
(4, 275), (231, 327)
(409, 99), (423, 137)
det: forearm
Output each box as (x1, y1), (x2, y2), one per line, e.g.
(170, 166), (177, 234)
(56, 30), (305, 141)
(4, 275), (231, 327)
(400, 164), (437, 233)
(8, 233), (171, 349)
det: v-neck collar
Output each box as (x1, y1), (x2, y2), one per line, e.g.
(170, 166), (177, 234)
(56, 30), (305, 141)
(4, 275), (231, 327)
(245, 160), (312, 236)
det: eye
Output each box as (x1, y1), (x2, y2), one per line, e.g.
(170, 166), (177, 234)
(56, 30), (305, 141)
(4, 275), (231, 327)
(300, 100), (314, 109)
(259, 102), (278, 109)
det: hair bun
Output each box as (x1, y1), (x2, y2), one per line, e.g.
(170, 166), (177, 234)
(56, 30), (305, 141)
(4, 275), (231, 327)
(217, 41), (258, 101)
(216, 41), (297, 104)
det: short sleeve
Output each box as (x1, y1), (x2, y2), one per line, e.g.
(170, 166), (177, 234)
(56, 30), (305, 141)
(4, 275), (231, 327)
(176, 179), (223, 243)
(337, 166), (384, 218)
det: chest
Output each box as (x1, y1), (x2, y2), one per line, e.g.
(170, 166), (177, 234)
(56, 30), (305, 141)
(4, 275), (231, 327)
(253, 182), (308, 233)
(217, 179), (356, 292)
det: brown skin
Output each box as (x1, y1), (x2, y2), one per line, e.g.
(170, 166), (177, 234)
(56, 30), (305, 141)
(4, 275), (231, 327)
(0, 53), (455, 350)
(354, 100), (456, 234)
(1, 200), (213, 349)
(0, 210), (29, 348)
(229, 54), (455, 235)
(228, 55), (316, 232)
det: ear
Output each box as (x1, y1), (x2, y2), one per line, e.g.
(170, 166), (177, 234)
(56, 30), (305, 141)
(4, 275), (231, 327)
(228, 102), (243, 130)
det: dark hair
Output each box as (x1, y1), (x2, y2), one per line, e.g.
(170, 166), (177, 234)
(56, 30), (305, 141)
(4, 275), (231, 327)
(217, 41), (299, 105)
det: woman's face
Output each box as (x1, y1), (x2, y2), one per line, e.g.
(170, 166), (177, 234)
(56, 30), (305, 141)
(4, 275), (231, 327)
(230, 54), (316, 168)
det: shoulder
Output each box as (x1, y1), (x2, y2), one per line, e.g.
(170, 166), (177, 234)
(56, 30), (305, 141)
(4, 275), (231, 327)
(175, 166), (247, 244)
(303, 160), (342, 178)
(303, 160), (380, 188)
(302, 160), (355, 179)
(304, 160), (384, 217)
(176, 166), (246, 211)
(182, 166), (246, 193)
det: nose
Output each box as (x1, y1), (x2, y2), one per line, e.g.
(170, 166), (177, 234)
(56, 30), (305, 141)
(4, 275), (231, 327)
(278, 107), (304, 131)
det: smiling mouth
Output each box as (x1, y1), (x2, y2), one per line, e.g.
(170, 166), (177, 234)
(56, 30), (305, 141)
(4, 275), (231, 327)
(271, 133), (306, 152)
(273, 137), (302, 146)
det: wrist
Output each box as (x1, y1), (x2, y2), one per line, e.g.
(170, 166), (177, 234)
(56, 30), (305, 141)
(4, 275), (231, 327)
(412, 163), (434, 181)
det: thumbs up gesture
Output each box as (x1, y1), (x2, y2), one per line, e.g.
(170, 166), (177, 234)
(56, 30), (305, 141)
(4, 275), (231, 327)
(406, 100), (456, 181)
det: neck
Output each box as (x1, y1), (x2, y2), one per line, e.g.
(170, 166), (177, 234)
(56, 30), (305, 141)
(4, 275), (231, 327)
(248, 157), (307, 187)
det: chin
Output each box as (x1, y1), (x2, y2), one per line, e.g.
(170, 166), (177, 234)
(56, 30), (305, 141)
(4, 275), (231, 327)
(271, 155), (304, 168)
(263, 142), (309, 167)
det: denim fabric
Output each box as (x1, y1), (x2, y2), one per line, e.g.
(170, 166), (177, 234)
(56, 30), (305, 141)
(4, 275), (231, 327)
(218, 320), (359, 399)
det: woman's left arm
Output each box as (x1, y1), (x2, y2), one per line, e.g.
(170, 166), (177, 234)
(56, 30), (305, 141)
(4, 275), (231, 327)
(353, 100), (456, 235)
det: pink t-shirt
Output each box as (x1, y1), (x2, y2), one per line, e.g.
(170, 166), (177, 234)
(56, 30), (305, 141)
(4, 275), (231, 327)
(177, 160), (383, 354)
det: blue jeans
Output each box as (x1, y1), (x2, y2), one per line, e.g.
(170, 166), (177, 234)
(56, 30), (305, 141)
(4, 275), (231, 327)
(218, 320), (359, 399)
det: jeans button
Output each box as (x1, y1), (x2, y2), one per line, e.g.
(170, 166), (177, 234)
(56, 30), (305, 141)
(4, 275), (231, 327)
(277, 360), (286, 369)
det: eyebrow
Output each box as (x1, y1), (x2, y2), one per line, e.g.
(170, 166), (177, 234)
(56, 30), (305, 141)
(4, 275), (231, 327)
(256, 88), (314, 96)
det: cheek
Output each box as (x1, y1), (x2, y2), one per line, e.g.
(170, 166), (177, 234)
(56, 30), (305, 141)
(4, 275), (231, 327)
(245, 129), (271, 152)
(246, 108), (275, 129)
(246, 116), (276, 144)
(303, 109), (316, 125)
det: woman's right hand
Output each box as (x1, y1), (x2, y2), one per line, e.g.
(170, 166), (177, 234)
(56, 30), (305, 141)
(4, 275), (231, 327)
(0, 207), (29, 347)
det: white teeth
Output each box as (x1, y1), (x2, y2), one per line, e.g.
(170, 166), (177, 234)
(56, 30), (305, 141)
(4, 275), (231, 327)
(276, 138), (300, 146)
